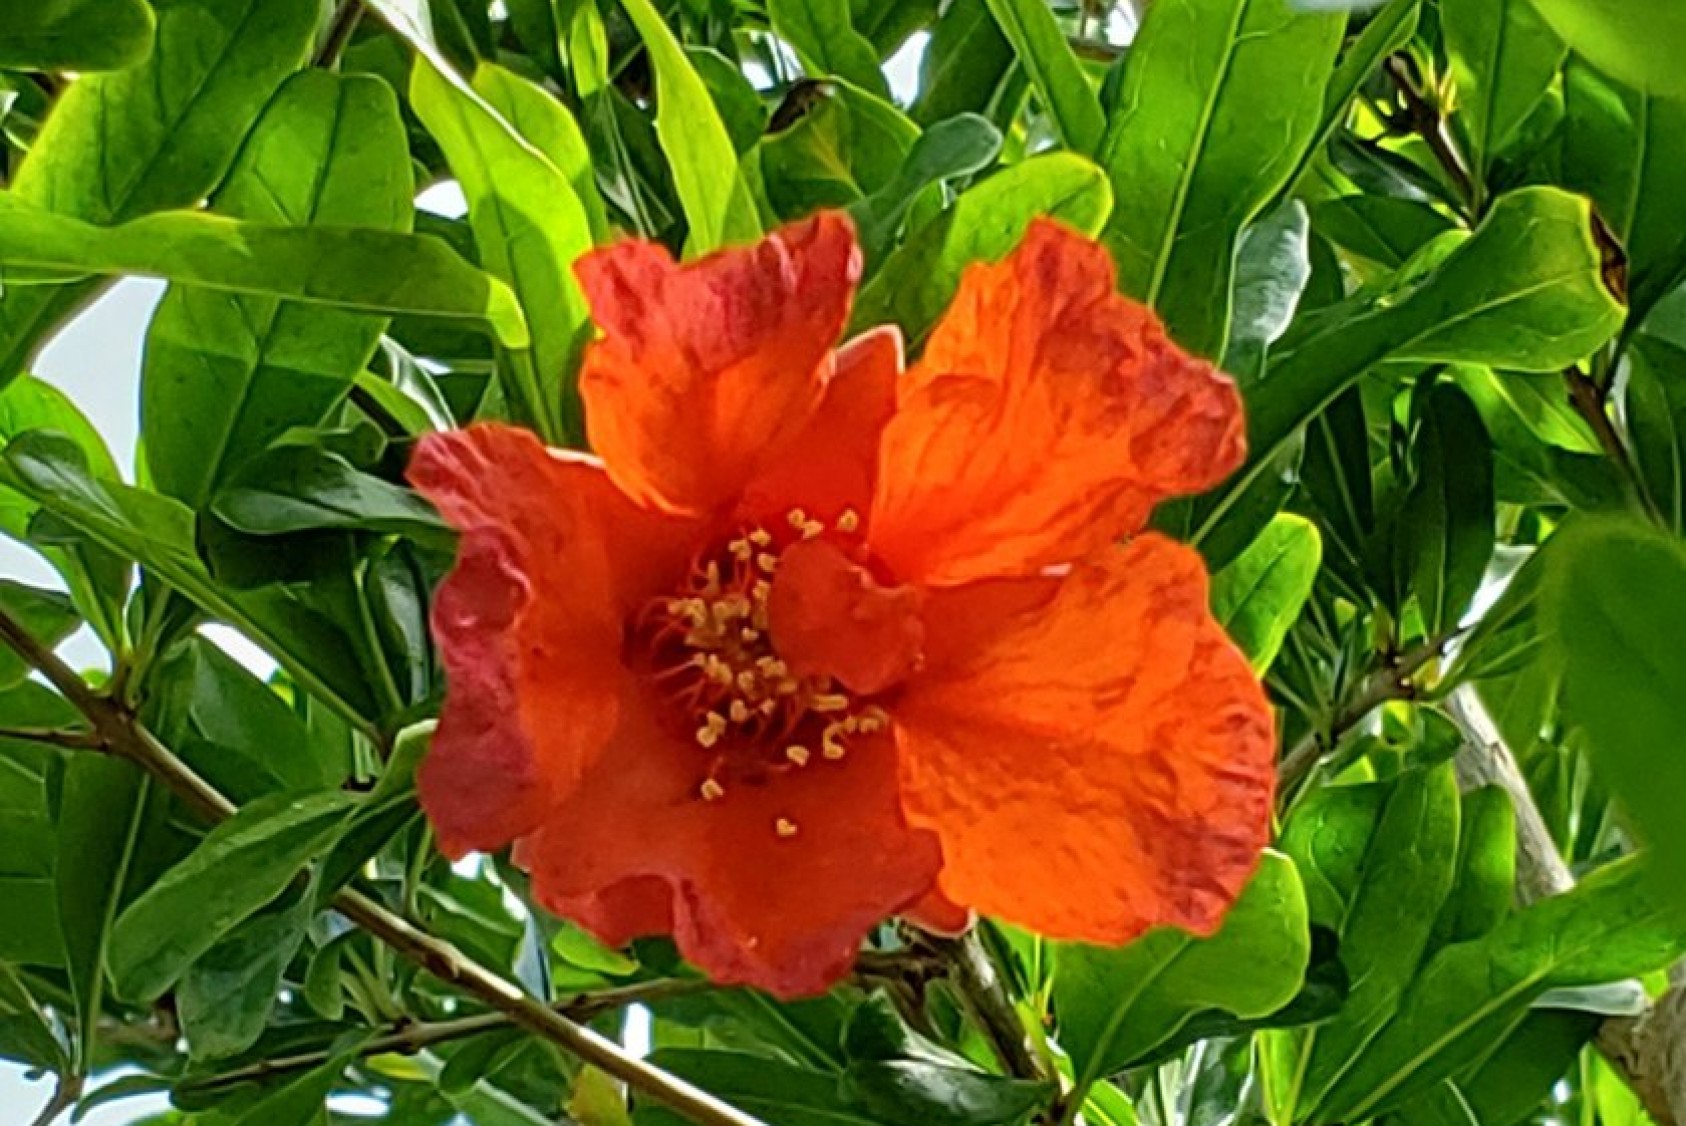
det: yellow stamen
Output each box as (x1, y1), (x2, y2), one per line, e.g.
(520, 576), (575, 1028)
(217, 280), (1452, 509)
(785, 745), (811, 766)
(699, 778), (725, 801)
(774, 817), (799, 838)
(836, 509), (860, 533)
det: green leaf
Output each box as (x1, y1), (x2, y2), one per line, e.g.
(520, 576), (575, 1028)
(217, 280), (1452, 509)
(475, 62), (610, 242)
(1314, 856), (1686, 1122)
(852, 153), (1112, 340)
(618, 0), (761, 254)
(982, 0), (1105, 155)
(228, 1030), (375, 1126)
(0, 960), (67, 1071)
(1211, 514), (1322, 672)
(1396, 382), (1496, 636)
(1054, 853), (1309, 1098)
(0, 0), (319, 389)
(108, 790), (358, 1003)
(1215, 187), (1625, 541)
(0, 0), (155, 71)
(55, 756), (157, 1071)
(178, 895), (309, 1059)
(769, 0), (891, 98)
(410, 58), (596, 442)
(0, 431), (387, 732)
(1428, 785), (1517, 949)
(0, 195), (526, 350)
(0, 582), (77, 689)
(1545, 518), (1686, 895)
(211, 445), (450, 544)
(1444, 0), (1566, 184)
(1290, 0), (1421, 192)
(142, 71), (412, 510)
(1562, 56), (1686, 334)
(1101, 0), (1343, 358)
(911, 0), (1015, 128)
(1224, 200), (1312, 381)
(1529, 0), (1686, 99)
(1625, 338), (1686, 533)
(1279, 765), (1463, 1120)
(850, 113), (1002, 266)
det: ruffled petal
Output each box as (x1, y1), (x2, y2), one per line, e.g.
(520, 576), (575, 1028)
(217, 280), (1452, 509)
(408, 425), (697, 857)
(577, 212), (862, 516)
(892, 535), (1275, 943)
(738, 325), (902, 529)
(767, 538), (924, 696)
(518, 681), (941, 998)
(870, 219), (1246, 586)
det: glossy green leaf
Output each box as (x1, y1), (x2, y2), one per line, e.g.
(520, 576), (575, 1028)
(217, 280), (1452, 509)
(982, 0), (1104, 155)
(0, 582), (77, 690)
(1102, 0), (1343, 358)
(1278, 765), (1462, 1120)
(1396, 382), (1496, 635)
(619, 0), (761, 254)
(475, 63), (609, 242)
(0, 0), (319, 389)
(911, 0), (1015, 127)
(55, 756), (156, 1071)
(1211, 514), (1322, 672)
(211, 445), (450, 544)
(1562, 56), (1686, 334)
(1224, 200), (1312, 380)
(142, 71), (412, 510)
(1216, 188), (1625, 538)
(0, 431), (386, 731)
(0, 195), (527, 349)
(850, 113), (1001, 265)
(1315, 856), (1686, 1121)
(178, 896), (309, 1059)
(0, 0), (155, 71)
(1546, 518), (1686, 894)
(1625, 338), (1686, 533)
(852, 153), (1112, 340)
(108, 790), (357, 1002)
(1054, 853), (1309, 1097)
(1444, 0), (1566, 184)
(1428, 786), (1517, 950)
(411, 59), (596, 442)
(0, 960), (67, 1071)
(1290, 0), (1421, 191)
(1529, 0), (1686, 99)
(0, 376), (125, 652)
(769, 0), (890, 98)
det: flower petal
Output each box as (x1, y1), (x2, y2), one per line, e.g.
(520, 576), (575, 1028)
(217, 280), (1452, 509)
(767, 538), (924, 696)
(738, 324), (902, 529)
(870, 219), (1246, 586)
(518, 682), (941, 998)
(893, 535), (1275, 942)
(408, 425), (696, 857)
(577, 212), (862, 516)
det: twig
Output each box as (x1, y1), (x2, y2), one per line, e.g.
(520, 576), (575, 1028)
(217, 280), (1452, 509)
(1565, 367), (1660, 522)
(1382, 54), (1477, 214)
(0, 607), (766, 1126)
(315, 0), (365, 69)
(0, 726), (102, 749)
(187, 979), (707, 1092)
(27, 1072), (82, 1126)
(929, 933), (1046, 1084)
(1278, 637), (1448, 798)
(1445, 686), (1686, 1126)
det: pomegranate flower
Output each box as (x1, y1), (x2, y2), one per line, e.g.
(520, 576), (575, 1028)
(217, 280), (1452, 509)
(409, 213), (1275, 998)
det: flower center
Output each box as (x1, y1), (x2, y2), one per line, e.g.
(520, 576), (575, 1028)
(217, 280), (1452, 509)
(640, 508), (888, 826)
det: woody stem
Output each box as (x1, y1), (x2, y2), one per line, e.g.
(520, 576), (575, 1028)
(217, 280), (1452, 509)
(0, 607), (767, 1126)
(933, 932), (1046, 1083)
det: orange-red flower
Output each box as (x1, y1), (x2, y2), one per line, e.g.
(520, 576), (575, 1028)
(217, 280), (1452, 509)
(409, 213), (1276, 998)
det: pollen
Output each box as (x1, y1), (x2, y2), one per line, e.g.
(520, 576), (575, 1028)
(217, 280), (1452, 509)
(699, 778), (725, 802)
(774, 817), (799, 838)
(785, 744), (811, 766)
(836, 509), (860, 533)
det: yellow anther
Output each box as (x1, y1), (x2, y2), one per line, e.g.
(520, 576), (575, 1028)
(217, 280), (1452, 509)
(699, 778), (725, 802)
(856, 706), (889, 733)
(756, 552), (780, 574)
(775, 817), (799, 838)
(821, 722), (848, 760)
(702, 561), (721, 592)
(729, 538), (754, 562)
(759, 699), (778, 717)
(811, 693), (850, 713)
(755, 656), (788, 679)
(704, 656), (734, 685)
(736, 671), (759, 694)
(729, 699), (752, 724)
(836, 509), (860, 533)
(785, 745), (811, 766)
(786, 509), (808, 529)
(801, 520), (824, 539)
(751, 580), (772, 603)
(740, 627), (760, 643)
(696, 725), (722, 749)
(749, 527), (773, 547)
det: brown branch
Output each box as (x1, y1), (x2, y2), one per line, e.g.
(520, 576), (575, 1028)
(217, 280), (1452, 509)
(0, 726), (102, 749)
(314, 0), (365, 69)
(928, 933), (1046, 1084)
(27, 1072), (82, 1126)
(1446, 686), (1686, 1125)
(1278, 637), (1448, 798)
(187, 979), (707, 1092)
(1382, 54), (1477, 214)
(0, 608), (766, 1126)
